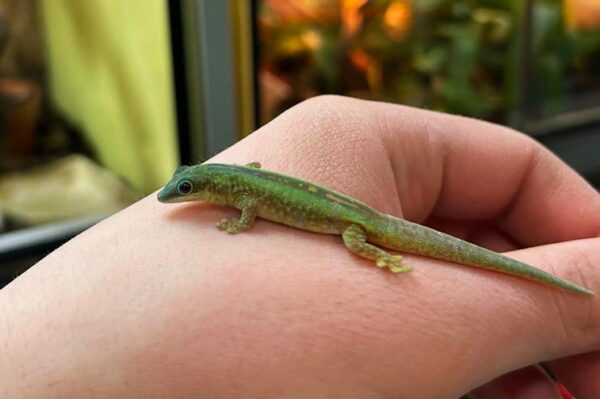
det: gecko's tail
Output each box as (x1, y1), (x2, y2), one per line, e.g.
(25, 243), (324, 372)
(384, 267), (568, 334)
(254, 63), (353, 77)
(377, 217), (594, 297)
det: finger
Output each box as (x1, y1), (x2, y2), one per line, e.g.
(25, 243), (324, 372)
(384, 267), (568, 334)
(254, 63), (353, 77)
(468, 365), (562, 399)
(547, 352), (600, 398)
(425, 216), (520, 252)
(399, 237), (600, 396)
(482, 238), (600, 353)
(377, 101), (600, 246)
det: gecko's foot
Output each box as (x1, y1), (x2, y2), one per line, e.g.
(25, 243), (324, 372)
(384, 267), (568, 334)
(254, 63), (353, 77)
(245, 162), (262, 169)
(216, 218), (242, 234)
(376, 255), (412, 273)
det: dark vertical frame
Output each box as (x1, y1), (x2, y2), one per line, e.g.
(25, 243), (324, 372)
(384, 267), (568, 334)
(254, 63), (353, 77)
(168, 0), (239, 162)
(515, 0), (534, 129)
(251, 0), (261, 128)
(168, 0), (192, 165)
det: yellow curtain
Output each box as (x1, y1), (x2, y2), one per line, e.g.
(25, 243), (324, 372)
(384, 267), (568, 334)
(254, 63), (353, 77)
(41, 0), (178, 193)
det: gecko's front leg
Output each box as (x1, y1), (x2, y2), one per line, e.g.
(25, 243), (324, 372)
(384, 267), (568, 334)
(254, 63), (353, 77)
(216, 194), (258, 234)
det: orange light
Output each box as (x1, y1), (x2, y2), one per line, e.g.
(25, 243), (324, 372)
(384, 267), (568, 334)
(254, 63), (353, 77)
(564, 0), (600, 31)
(301, 29), (322, 50)
(349, 49), (372, 70)
(342, 0), (368, 37)
(383, 0), (412, 41)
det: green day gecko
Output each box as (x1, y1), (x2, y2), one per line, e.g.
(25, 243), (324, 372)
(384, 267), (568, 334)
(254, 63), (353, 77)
(157, 162), (593, 297)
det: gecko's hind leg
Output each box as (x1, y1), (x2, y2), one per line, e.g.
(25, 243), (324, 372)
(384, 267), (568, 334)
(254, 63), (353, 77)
(342, 224), (412, 273)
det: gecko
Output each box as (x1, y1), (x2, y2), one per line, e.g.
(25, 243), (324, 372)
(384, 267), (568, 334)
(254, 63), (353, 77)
(157, 162), (594, 297)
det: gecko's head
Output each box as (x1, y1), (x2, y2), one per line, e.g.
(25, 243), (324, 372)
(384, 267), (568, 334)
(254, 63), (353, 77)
(157, 164), (213, 203)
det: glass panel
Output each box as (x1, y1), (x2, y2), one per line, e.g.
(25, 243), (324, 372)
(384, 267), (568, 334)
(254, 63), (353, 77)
(257, 0), (521, 125)
(0, 1), (175, 242)
(526, 0), (600, 123)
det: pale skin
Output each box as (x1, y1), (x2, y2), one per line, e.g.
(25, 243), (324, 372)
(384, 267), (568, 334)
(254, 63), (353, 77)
(0, 96), (599, 398)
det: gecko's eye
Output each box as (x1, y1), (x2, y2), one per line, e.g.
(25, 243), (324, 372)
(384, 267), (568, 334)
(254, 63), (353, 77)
(177, 180), (193, 195)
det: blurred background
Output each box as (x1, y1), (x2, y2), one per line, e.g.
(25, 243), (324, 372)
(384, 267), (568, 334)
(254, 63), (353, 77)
(1, 0), (599, 287)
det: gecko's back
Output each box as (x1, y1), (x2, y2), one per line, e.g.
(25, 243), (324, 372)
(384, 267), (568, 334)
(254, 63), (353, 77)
(209, 164), (385, 234)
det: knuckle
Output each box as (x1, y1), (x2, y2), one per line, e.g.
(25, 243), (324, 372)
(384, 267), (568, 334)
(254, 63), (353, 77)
(544, 245), (600, 347)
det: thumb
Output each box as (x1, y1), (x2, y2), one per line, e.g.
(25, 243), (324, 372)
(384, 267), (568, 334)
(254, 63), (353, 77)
(513, 237), (600, 355)
(401, 236), (600, 396)
(458, 236), (600, 390)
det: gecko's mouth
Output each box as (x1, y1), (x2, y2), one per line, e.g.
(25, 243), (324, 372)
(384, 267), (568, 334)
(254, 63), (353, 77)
(157, 187), (193, 203)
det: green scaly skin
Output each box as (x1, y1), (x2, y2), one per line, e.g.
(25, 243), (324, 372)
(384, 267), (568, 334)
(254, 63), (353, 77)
(158, 162), (594, 297)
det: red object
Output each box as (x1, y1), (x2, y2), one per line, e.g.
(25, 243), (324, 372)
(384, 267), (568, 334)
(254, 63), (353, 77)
(556, 381), (575, 399)
(0, 78), (41, 157)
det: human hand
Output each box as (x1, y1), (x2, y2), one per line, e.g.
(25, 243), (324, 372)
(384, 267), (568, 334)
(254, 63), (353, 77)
(1, 96), (599, 398)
